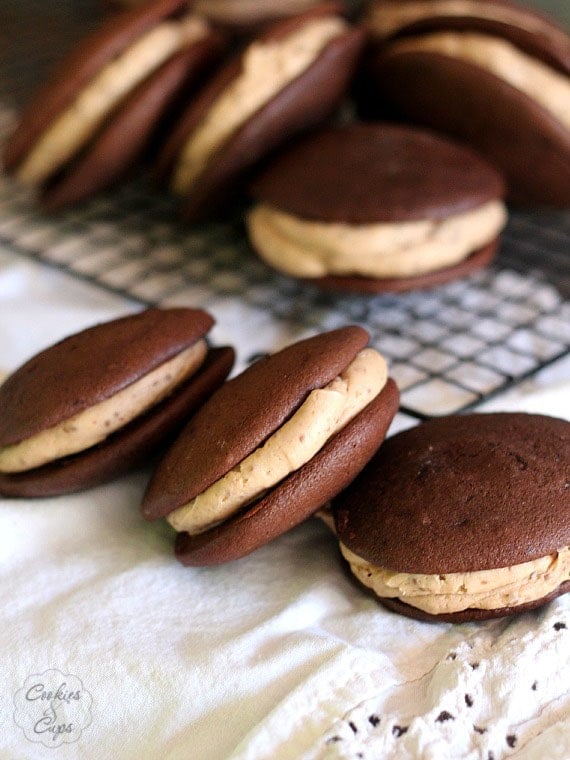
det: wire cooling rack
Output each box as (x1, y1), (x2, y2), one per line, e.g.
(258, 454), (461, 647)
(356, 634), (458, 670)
(0, 0), (569, 424)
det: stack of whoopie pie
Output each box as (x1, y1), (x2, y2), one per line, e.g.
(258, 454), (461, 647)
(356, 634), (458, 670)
(1, 314), (568, 624)
(3, 0), (366, 218)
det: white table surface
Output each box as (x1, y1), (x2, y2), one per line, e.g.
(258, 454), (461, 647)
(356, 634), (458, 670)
(0, 251), (569, 760)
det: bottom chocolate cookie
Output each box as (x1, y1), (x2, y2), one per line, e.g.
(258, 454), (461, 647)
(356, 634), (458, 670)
(306, 240), (498, 294)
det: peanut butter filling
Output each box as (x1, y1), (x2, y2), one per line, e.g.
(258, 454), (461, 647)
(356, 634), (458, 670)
(171, 15), (348, 194)
(17, 15), (209, 186)
(340, 543), (570, 614)
(167, 348), (387, 534)
(247, 200), (506, 279)
(0, 340), (207, 472)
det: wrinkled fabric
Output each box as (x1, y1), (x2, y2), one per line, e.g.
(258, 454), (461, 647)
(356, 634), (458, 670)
(1, 254), (569, 760)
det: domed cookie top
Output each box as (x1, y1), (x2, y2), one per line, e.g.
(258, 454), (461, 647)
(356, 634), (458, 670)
(249, 122), (505, 223)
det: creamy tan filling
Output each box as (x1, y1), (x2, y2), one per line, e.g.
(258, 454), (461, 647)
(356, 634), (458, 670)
(0, 340), (207, 472)
(17, 15), (209, 186)
(341, 543), (570, 614)
(365, 0), (570, 47)
(167, 347), (387, 534)
(171, 15), (348, 194)
(247, 200), (506, 279)
(194, 0), (319, 24)
(390, 32), (570, 131)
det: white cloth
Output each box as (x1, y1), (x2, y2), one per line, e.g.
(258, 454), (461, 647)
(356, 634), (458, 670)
(0, 253), (569, 759)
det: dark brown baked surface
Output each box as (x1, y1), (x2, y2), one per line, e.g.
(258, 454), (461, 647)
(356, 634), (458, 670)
(0, 308), (214, 446)
(142, 325), (370, 519)
(175, 377), (400, 565)
(250, 122), (505, 223)
(365, 50), (570, 207)
(334, 412), (570, 573)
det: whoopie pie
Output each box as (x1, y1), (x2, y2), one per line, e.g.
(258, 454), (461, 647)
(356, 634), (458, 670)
(0, 308), (233, 497)
(142, 326), (399, 565)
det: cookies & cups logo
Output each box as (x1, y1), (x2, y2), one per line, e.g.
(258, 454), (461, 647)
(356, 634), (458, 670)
(14, 669), (92, 747)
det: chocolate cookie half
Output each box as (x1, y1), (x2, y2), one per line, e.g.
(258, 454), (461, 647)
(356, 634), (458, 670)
(247, 122), (506, 292)
(193, 0), (328, 32)
(3, 0), (224, 210)
(361, 0), (570, 207)
(333, 413), (570, 622)
(142, 326), (399, 565)
(156, 3), (365, 219)
(0, 309), (234, 497)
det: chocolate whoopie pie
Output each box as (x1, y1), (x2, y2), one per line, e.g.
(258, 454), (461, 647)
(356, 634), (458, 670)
(3, 0), (224, 210)
(142, 326), (399, 565)
(247, 122), (507, 292)
(333, 413), (570, 623)
(156, 3), (365, 219)
(0, 309), (234, 498)
(361, 0), (570, 207)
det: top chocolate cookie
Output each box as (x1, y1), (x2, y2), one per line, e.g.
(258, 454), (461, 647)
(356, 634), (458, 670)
(249, 122), (504, 223)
